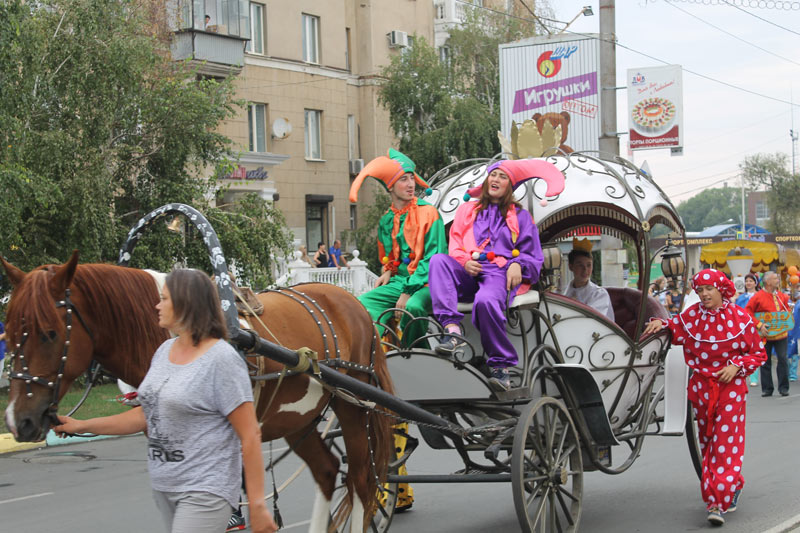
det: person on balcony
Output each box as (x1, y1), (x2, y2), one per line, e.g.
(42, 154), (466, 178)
(312, 241), (328, 269)
(429, 159), (564, 391)
(562, 238), (615, 321)
(327, 239), (348, 269)
(348, 148), (446, 347)
(643, 269), (766, 526)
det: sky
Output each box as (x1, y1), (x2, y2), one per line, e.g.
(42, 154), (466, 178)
(546, 0), (800, 206)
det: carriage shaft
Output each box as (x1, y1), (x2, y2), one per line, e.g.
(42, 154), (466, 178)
(232, 329), (464, 439)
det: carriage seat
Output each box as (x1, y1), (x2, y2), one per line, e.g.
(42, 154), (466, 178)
(606, 287), (669, 339)
(456, 290), (540, 314)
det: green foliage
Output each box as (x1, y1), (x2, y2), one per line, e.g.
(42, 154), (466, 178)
(377, 4), (544, 178)
(342, 190), (392, 273)
(676, 187), (742, 233)
(740, 152), (800, 233)
(0, 0), (291, 292)
(446, 6), (537, 114)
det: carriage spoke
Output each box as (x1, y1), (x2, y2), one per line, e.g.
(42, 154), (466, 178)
(530, 484), (550, 524)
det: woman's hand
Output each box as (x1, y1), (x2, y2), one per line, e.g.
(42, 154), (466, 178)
(375, 270), (392, 288)
(249, 502), (278, 533)
(52, 415), (84, 438)
(506, 263), (522, 290)
(464, 260), (482, 277)
(642, 320), (664, 337)
(394, 293), (410, 315)
(714, 364), (740, 384)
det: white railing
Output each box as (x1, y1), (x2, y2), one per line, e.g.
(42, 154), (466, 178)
(275, 250), (376, 296)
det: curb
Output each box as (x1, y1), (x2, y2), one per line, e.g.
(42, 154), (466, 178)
(0, 430), (116, 455)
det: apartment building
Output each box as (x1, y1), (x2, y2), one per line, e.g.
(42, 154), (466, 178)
(169, 0), (434, 250)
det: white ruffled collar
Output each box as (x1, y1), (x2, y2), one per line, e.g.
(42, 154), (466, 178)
(678, 301), (752, 343)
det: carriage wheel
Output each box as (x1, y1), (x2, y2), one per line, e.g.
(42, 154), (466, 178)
(512, 398), (583, 533)
(324, 419), (399, 533)
(685, 398), (703, 480)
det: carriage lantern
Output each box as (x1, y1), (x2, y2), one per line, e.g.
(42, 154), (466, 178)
(660, 237), (685, 282)
(540, 245), (562, 290)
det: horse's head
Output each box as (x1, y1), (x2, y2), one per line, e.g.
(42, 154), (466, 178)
(2, 251), (95, 442)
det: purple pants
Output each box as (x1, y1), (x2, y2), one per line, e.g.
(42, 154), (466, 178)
(429, 254), (518, 368)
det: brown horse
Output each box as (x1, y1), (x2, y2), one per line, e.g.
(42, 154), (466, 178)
(1, 252), (394, 533)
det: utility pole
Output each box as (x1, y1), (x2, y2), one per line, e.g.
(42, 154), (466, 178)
(791, 90), (798, 176)
(599, 0), (619, 157)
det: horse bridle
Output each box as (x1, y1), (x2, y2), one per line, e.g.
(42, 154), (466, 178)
(8, 288), (95, 424)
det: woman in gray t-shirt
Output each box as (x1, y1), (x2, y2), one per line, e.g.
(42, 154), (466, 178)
(55, 269), (277, 533)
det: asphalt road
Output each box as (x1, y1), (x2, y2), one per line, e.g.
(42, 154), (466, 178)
(1, 391), (799, 533)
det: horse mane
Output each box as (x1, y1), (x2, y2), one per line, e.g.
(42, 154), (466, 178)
(8, 263), (169, 384)
(71, 264), (169, 382)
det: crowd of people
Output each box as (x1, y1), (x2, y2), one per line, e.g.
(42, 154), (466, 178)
(6, 147), (796, 531)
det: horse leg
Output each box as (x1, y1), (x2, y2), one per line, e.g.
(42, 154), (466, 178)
(334, 402), (376, 533)
(285, 426), (339, 533)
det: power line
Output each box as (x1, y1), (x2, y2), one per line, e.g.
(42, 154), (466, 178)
(663, 0), (800, 10)
(671, 176), (734, 198)
(663, 0), (800, 67)
(720, 0), (800, 36)
(457, 0), (800, 108)
(660, 132), (787, 178)
(662, 168), (740, 189)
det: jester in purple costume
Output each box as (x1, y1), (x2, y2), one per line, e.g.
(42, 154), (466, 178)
(429, 159), (565, 390)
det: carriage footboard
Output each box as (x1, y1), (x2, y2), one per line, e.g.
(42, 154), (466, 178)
(551, 364), (619, 447)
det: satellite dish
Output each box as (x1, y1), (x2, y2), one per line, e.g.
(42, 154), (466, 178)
(272, 118), (292, 139)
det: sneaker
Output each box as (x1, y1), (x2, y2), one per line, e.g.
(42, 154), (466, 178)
(435, 335), (466, 356)
(226, 513), (246, 532)
(488, 367), (511, 392)
(707, 506), (724, 526)
(728, 489), (741, 512)
(780, 391), (789, 397)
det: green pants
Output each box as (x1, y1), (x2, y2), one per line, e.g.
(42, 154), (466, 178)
(358, 277), (431, 348)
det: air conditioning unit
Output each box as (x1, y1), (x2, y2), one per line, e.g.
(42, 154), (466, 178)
(349, 158), (365, 176)
(387, 30), (408, 48)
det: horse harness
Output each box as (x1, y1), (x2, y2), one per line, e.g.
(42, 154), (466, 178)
(8, 288), (95, 424)
(246, 286), (378, 381)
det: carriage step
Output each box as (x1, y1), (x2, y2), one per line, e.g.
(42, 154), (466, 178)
(493, 387), (530, 401)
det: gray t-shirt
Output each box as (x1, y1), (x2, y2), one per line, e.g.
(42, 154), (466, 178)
(138, 338), (253, 506)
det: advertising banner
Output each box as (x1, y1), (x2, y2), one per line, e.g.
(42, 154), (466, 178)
(500, 34), (601, 154)
(627, 65), (683, 151)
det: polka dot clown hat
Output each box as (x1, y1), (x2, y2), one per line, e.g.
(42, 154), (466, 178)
(692, 268), (736, 300)
(348, 148), (432, 203)
(463, 159), (566, 202)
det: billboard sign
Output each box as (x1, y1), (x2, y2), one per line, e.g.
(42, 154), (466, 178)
(500, 34), (601, 154)
(627, 65), (683, 151)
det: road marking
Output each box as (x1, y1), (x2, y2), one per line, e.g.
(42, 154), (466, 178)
(282, 518), (311, 530)
(762, 513), (800, 533)
(0, 492), (54, 505)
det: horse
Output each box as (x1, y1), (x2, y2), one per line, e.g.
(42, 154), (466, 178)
(1, 251), (395, 533)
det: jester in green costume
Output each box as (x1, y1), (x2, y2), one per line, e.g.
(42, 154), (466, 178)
(349, 149), (447, 347)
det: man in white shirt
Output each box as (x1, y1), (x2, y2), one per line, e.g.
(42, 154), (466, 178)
(562, 239), (615, 321)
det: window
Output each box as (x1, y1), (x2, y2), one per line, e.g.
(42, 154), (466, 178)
(755, 201), (769, 220)
(438, 45), (450, 65)
(347, 114), (358, 160)
(434, 2), (445, 20)
(345, 27), (351, 71)
(247, 2), (265, 54)
(349, 205), (357, 231)
(248, 103), (267, 152)
(304, 109), (322, 159)
(302, 14), (320, 63)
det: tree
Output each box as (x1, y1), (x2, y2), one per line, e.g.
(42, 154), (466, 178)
(0, 0), (291, 291)
(676, 187), (742, 233)
(378, 2), (547, 178)
(740, 152), (800, 233)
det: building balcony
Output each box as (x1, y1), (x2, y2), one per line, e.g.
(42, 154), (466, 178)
(171, 30), (247, 76)
(167, 0), (250, 76)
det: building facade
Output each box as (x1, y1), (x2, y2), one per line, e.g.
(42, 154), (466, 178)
(170, 0), (434, 250)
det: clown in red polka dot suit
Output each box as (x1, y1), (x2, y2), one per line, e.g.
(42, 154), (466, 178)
(643, 269), (766, 526)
